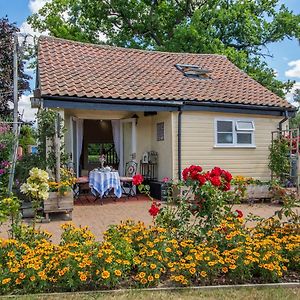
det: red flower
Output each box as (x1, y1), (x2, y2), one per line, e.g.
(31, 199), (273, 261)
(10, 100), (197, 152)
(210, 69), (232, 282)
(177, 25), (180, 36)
(210, 167), (222, 177)
(223, 182), (231, 191)
(222, 170), (233, 182)
(196, 174), (206, 186)
(132, 174), (144, 186)
(182, 168), (189, 181)
(210, 176), (221, 187)
(235, 209), (243, 218)
(149, 201), (160, 217)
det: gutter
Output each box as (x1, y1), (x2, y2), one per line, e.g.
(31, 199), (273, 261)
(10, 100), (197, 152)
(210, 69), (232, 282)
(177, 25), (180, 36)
(279, 110), (289, 131)
(178, 108), (182, 180)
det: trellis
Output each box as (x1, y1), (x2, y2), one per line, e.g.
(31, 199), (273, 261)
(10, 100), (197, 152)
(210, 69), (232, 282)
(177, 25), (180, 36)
(271, 128), (300, 193)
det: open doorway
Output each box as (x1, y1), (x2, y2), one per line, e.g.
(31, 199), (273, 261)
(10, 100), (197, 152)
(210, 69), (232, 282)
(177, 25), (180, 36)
(81, 120), (119, 174)
(73, 118), (137, 176)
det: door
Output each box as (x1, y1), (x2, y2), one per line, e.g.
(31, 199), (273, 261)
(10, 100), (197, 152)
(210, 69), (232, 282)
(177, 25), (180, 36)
(120, 118), (137, 176)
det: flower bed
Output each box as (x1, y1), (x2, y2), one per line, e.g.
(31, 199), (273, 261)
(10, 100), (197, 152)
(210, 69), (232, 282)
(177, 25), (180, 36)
(0, 218), (299, 295)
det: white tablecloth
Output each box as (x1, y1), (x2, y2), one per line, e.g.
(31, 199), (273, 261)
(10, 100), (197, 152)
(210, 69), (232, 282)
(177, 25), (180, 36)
(89, 171), (122, 198)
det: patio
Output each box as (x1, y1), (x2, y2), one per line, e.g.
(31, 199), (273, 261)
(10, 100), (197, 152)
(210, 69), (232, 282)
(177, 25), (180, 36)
(0, 196), (292, 244)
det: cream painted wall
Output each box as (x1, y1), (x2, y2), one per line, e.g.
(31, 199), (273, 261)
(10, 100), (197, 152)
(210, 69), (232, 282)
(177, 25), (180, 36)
(150, 112), (173, 180)
(173, 111), (282, 180)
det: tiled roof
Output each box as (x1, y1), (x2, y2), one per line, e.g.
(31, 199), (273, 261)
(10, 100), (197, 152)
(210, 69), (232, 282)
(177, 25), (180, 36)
(38, 36), (292, 109)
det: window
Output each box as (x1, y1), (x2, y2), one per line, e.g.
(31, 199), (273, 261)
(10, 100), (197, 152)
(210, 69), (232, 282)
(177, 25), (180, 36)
(175, 64), (211, 79)
(215, 119), (255, 147)
(157, 122), (164, 141)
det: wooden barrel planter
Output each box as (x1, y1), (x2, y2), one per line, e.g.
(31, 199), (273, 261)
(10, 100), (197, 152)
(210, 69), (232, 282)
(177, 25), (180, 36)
(43, 191), (73, 222)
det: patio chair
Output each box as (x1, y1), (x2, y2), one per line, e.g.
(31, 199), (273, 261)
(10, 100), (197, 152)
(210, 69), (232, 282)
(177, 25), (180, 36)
(120, 161), (138, 198)
(73, 172), (90, 202)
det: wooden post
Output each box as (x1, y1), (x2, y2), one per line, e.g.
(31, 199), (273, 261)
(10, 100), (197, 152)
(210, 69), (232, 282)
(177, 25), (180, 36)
(54, 113), (61, 183)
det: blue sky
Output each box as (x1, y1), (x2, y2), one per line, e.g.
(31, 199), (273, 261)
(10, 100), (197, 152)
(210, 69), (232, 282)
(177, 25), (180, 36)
(0, 0), (300, 120)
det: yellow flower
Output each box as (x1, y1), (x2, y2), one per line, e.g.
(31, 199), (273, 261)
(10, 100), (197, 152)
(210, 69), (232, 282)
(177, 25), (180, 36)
(148, 275), (154, 282)
(165, 247), (172, 253)
(229, 265), (237, 270)
(189, 268), (196, 275)
(140, 278), (147, 284)
(30, 276), (36, 282)
(139, 272), (146, 278)
(114, 270), (122, 277)
(15, 278), (22, 285)
(154, 273), (160, 279)
(150, 263), (157, 270)
(101, 270), (110, 279)
(2, 278), (11, 284)
(222, 267), (228, 273)
(200, 271), (207, 277)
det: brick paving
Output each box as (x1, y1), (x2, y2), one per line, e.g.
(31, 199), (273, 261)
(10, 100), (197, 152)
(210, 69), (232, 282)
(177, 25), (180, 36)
(0, 196), (297, 244)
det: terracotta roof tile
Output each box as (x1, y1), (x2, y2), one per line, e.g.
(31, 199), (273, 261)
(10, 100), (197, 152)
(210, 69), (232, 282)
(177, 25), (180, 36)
(38, 36), (292, 109)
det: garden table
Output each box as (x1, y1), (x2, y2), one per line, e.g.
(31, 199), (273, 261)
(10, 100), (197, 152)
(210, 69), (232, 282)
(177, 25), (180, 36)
(89, 170), (122, 204)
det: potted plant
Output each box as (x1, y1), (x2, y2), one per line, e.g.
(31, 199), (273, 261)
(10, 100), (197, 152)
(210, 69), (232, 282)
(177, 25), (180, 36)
(45, 168), (76, 221)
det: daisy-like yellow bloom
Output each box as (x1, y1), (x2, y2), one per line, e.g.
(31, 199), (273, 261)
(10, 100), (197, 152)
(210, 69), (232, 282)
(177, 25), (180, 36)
(2, 278), (11, 285)
(200, 271), (207, 277)
(30, 276), (36, 282)
(101, 270), (110, 279)
(165, 247), (172, 253)
(148, 275), (154, 282)
(229, 265), (237, 270)
(139, 272), (146, 278)
(222, 267), (228, 273)
(189, 268), (196, 275)
(140, 278), (147, 284)
(154, 273), (160, 279)
(114, 270), (122, 277)
(150, 263), (156, 270)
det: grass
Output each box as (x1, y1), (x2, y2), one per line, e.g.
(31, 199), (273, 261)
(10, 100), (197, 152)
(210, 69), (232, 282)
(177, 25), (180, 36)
(2, 287), (300, 300)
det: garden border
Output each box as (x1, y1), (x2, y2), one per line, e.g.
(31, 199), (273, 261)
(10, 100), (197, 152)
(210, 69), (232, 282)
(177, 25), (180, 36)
(1, 282), (299, 298)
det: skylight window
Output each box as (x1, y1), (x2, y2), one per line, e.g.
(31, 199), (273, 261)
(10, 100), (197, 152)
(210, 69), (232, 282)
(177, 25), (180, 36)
(175, 64), (211, 79)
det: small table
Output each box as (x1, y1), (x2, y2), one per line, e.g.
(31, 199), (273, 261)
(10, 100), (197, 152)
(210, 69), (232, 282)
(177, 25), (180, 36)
(89, 170), (122, 203)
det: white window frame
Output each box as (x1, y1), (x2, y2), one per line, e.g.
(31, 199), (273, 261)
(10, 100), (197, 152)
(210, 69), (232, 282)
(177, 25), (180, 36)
(214, 118), (256, 148)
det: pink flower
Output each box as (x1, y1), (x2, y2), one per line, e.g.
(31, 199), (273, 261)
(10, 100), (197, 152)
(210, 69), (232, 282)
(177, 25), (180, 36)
(162, 177), (169, 183)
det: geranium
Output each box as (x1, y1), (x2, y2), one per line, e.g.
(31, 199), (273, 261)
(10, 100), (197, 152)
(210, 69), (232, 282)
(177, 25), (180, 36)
(223, 182), (231, 191)
(222, 170), (232, 182)
(149, 201), (160, 217)
(133, 174), (144, 186)
(162, 177), (169, 183)
(210, 167), (222, 177)
(210, 176), (221, 187)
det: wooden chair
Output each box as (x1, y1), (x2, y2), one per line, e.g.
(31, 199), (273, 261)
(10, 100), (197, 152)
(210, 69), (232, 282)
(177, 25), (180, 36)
(120, 161), (138, 198)
(74, 170), (90, 202)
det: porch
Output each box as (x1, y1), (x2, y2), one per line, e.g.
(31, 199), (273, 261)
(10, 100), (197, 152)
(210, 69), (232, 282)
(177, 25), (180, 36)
(63, 109), (175, 181)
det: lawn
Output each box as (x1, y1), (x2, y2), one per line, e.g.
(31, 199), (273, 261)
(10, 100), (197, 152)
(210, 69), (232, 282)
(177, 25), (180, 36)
(3, 287), (300, 300)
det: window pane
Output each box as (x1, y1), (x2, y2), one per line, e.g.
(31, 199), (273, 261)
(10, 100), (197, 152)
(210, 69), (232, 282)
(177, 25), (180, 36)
(237, 133), (252, 144)
(217, 133), (233, 144)
(217, 121), (233, 132)
(236, 121), (254, 131)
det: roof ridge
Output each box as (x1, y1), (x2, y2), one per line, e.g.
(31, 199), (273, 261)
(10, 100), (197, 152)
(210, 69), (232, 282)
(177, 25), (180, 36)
(38, 35), (227, 58)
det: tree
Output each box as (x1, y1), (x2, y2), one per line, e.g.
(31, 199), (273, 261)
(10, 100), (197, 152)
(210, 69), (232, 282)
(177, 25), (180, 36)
(28, 0), (300, 97)
(0, 17), (31, 115)
(289, 89), (300, 129)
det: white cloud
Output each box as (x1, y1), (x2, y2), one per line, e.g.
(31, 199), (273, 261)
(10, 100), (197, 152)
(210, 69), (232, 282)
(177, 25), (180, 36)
(19, 0), (50, 44)
(285, 82), (300, 103)
(18, 94), (37, 122)
(29, 0), (50, 13)
(285, 60), (300, 78)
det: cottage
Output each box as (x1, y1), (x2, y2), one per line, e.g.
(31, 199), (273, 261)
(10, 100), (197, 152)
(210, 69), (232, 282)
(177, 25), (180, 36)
(33, 36), (295, 181)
